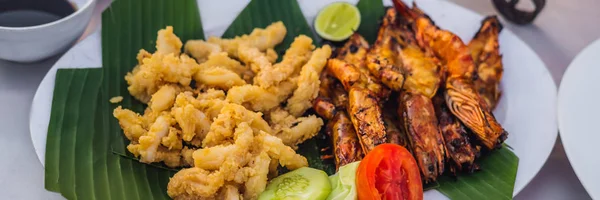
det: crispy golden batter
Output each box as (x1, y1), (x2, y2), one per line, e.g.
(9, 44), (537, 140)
(208, 21), (286, 58)
(194, 67), (246, 90)
(172, 104), (211, 142)
(127, 114), (181, 165)
(167, 103), (309, 199)
(113, 106), (145, 141)
(123, 27), (194, 103)
(181, 147), (195, 167)
(168, 168), (225, 199)
(226, 85), (280, 112)
(141, 107), (162, 127)
(230, 36), (319, 113)
(157, 26), (183, 55)
(286, 45), (332, 116)
(125, 50), (197, 103)
(221, 184), (242, 200)
(109, 96), (123, 103)
(194, 122), (254, 170)
(162, 127), (183, 150)
(174, 90), (227, 121)
(197, 52), (253, 84)
(244, 152), (271, 199)
(266, 78), (298, 103)
(238, 45), (272, 74)
(149, 85), (180, 112)
(253, 35), (314, 88)
(184, 40), (222, 63)
(268, 108), (323, 149)
(117, 23), (322, 199)
(265, 48), (278, 63)
(202, 103), (271, 147)
(168, 109), (307, 199)
(257, 131), (308, 169)
(225, 77), (299, 113)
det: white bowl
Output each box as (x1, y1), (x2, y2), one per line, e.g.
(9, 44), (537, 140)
(0, 0), (96, 62)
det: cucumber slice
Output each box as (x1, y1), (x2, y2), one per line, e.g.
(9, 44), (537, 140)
(259, 167), (332, 200)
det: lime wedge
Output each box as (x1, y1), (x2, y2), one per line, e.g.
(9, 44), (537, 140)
(315, 2), (361, 41)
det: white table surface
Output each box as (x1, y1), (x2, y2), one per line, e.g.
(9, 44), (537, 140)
(0, 0), (596, 199)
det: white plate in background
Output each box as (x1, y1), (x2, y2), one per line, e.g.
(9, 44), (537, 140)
(558, 38), (600, 200)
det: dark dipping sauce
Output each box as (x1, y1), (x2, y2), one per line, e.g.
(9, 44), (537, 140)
(0, 0), (77, 27)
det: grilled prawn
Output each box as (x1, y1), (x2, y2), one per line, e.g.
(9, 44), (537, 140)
(348, 86), (387, 153)
(326, 34), (389, 154)
(313, 71), (364, 169)
(397, 92), (445, 182)
(394, 0), (507, 150)
(367, 7), (441, 98)
(369, 7), (447, 180)
(329, 112), (364, 169)
(384, 113), (411, 149)
(326, 59), (360, 91)
(432, 90), (476, 172)
(365, 8), (405, 91)
(313, 71), (338, 120)
(333, 34), (391, 100)
(468, 16), (504, 110)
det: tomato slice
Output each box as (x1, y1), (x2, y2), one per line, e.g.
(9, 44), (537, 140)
(356, 144), (423, 200)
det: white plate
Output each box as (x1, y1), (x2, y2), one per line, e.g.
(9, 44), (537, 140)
(29, 0), (558, 198)
(558, 38), (600, 199)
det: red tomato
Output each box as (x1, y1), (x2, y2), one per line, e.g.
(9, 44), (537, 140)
(356, 144), (423, 200)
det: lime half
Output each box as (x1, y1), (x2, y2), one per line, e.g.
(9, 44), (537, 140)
(315, 2), (361, 42)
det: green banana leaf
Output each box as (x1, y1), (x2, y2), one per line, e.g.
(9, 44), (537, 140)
(45, 69), (104, 199)
(45, 0), (518, 199)
(356, 0), (386, 44)
(45, 68), (176, 200)
(437, 147), (519, 200)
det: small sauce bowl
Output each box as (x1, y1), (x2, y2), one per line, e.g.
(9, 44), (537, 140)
(0, 0), (96, 62)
